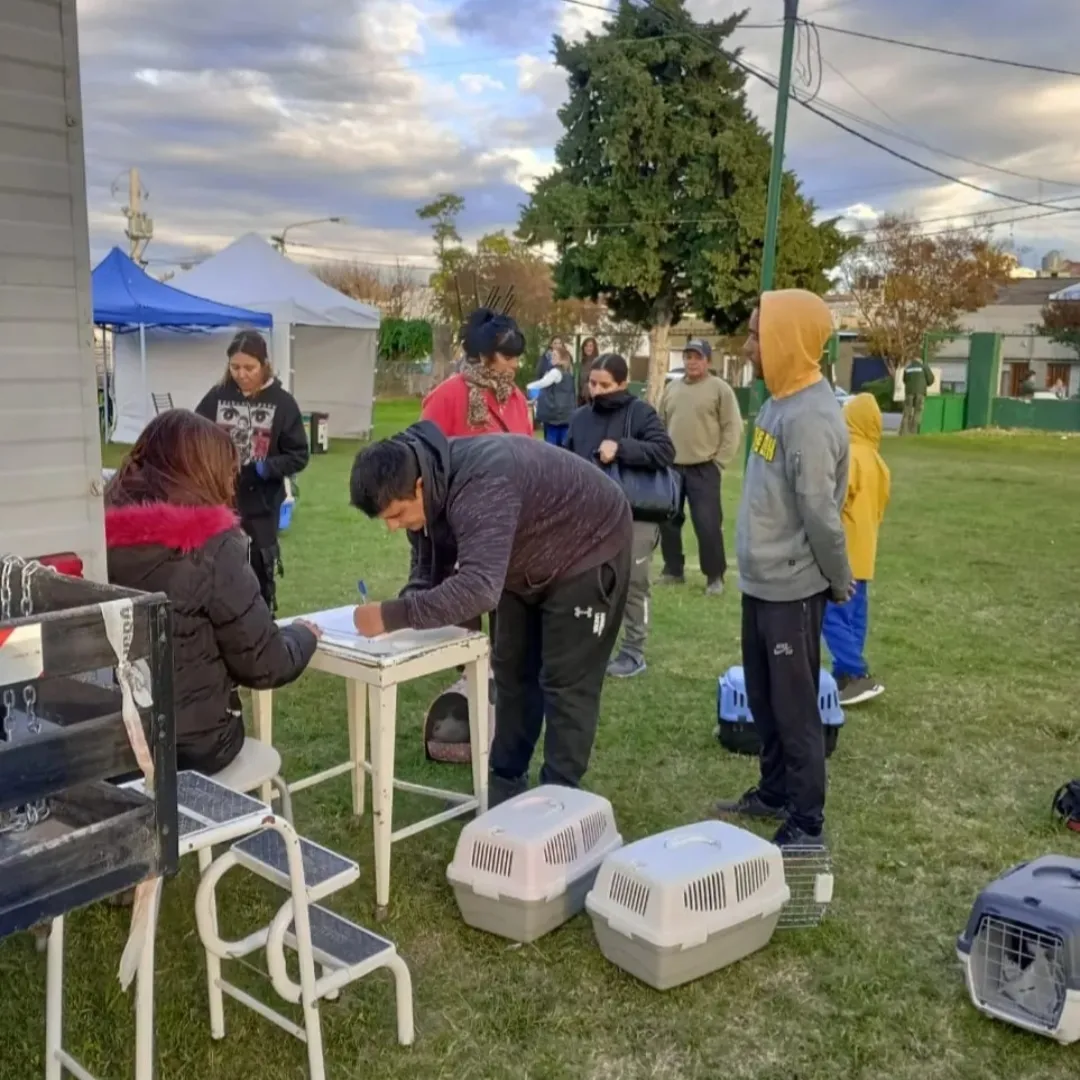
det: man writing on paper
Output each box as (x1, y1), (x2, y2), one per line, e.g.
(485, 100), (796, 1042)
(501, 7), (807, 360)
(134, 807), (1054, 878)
(348, 421), (633, 805)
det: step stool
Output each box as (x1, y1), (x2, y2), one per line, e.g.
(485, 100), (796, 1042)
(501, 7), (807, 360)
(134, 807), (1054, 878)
(194, 815), (413, 1080)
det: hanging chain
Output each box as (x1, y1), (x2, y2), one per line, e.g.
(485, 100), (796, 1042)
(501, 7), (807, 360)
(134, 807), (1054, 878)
(0, 554), (49, 831)
(1, 688), (14, 742)
(0, 556), (14, 621)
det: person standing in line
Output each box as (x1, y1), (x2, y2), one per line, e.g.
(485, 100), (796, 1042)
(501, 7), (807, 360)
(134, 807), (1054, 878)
(900, 357), (934, 435)
(349, 422), (633, 805)
(195, 329), (309, 616)
(822, 393), (891, 707)
(657, 339), (743, 595)
(536, 336), (567, 381)
(714, 290), (852, 849)
(576, 336), (601, 404)
(566, 353), (675, 678)
(528, 343), (576, 446)
(417, 308), (534, 762)
(422, 308), (532, 437)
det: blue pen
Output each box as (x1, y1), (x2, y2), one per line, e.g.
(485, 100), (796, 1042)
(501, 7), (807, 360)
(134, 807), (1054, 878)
(357, 579), (368, 605)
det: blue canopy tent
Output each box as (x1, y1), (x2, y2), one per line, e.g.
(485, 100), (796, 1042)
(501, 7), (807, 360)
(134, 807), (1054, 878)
(91, 248), (272, 439)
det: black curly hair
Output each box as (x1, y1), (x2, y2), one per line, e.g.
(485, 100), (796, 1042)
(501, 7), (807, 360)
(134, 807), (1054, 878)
(462, 307), (526, 363)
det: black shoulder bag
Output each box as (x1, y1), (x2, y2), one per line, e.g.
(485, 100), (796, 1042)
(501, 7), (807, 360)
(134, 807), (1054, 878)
(601, 401), (682, 523)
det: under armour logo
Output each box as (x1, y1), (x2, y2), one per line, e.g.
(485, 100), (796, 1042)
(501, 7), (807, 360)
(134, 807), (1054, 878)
(575, 606), (607, 637)
(773, 642), (794, 657)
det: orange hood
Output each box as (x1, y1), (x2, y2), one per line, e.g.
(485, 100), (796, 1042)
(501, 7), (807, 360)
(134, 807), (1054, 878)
(759, 289), (833, 399)
(844, 392), (883, 449)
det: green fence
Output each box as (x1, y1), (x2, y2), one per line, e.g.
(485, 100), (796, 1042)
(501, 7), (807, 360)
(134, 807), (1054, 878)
(991, 397), (1080, 432)
(919, 394), (968, 434)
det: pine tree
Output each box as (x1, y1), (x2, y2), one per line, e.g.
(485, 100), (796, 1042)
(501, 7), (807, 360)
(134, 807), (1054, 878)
(519, 0), (854, 400)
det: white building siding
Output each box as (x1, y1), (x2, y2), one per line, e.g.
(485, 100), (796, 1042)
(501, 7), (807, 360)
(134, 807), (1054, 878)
(0, 0), (105, 580)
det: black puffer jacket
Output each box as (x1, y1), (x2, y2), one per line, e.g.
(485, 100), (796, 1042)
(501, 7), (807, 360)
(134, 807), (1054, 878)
(105, 502), (317, 770)
(566, 390), (676, 472)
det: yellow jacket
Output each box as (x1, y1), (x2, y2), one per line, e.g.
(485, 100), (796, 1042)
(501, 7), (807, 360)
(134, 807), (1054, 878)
(842, 393), (891, 580)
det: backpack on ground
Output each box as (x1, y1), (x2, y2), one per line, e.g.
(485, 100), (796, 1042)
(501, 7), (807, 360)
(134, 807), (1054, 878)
(1051, 780), (1080, 832)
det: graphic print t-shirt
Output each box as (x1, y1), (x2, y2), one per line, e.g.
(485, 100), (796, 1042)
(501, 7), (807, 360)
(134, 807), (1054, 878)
(213, 396), (278, 466)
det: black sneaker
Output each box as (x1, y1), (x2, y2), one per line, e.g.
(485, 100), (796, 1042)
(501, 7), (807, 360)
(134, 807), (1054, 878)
(839, 675), (884, 706)
(658, 572), (685, 586)
(712, 788), (787, 821)
(772, 820), (827, 849)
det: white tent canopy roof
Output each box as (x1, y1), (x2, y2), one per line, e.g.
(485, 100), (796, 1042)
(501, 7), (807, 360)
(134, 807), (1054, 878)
(1049, 283), (1080, 301)
(172, 233), (380, 330)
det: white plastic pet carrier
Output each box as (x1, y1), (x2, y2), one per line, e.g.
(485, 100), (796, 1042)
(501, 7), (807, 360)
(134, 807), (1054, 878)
(447, 786), (622, 942)
(585, 821), (790, 990)
(957, 855), (1080, 1044)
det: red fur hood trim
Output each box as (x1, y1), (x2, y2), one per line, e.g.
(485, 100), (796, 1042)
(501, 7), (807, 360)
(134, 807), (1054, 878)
(105, 503), (238, 553)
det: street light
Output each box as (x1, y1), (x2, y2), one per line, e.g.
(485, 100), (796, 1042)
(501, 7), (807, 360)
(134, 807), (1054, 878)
(271, 216), (345, 253)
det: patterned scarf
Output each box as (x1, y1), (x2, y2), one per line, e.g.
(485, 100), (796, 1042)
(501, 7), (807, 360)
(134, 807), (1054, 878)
(462, 360), (517, 429)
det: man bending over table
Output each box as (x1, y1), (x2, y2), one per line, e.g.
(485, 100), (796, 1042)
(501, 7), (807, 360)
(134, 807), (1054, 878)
(349, 420), (633, 806)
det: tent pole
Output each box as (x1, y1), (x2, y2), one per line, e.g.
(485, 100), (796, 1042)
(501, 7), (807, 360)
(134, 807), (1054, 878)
(139, 323), (148, 429)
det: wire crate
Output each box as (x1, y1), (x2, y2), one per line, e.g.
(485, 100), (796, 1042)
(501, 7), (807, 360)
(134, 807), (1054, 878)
(0, 555), (177, 940)
(957, 855), (1080, 1044)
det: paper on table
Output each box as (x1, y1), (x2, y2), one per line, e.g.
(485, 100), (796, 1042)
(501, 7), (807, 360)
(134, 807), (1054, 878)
(279, 605), (467, 657)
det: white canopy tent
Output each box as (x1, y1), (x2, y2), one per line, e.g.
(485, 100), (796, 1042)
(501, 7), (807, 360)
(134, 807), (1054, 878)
(168, 233), (381, 437)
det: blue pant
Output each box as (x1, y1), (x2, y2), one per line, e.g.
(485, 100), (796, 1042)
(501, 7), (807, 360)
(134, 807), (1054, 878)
(543, 424), (569, 447)
(823, 580), (870, 679)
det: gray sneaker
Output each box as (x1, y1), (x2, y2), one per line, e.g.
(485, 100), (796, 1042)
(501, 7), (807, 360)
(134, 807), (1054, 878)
(705, 578), (724, 596)
(607, 652), (646, 678)
(838, 675), (884, 706)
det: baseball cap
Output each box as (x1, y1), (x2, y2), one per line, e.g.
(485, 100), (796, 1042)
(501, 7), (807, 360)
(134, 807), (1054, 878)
(683, 338), (713, 361)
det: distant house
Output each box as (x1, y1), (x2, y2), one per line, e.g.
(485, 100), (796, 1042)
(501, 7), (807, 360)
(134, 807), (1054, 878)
(935, 277), (1080, 397)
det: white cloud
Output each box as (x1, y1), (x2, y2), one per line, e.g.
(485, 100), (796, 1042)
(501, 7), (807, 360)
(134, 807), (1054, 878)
(459, 72), (505, 94)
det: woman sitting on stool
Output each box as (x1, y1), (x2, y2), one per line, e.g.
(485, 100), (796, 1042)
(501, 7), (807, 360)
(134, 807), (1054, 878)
(104, 409), (320, 775)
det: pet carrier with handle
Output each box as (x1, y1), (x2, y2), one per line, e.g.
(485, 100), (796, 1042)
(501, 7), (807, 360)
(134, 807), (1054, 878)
(585, 820), (790, 990)
(715, 665), (843, 758)
(447, 786), (622, 943)
(956, 855), (1080, 1044)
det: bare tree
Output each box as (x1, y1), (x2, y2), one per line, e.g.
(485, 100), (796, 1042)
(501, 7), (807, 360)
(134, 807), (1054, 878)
(842, 215), (1012, 373)
(314, 259), (432, 321)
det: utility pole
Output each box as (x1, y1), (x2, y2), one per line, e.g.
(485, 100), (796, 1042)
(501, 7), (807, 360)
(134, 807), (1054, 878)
(118, 167), (153, 266)
(746, 0), (798, 456)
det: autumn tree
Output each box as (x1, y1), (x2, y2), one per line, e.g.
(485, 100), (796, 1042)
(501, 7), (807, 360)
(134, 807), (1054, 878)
(417, 195), (604, 356)
(1040, 298), (1080, 360)
(417, 193), (469, 324)
(843, 215), (1012, 373)
(314, 259), (431, 321)
(518, 0), (853, 401)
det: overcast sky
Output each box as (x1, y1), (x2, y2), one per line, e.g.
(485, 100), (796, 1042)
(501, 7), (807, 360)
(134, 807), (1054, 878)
(77, 0), (1080, 276)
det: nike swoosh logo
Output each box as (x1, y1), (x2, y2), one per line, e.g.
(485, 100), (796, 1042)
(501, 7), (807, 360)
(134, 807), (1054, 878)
(634, 557), (650, 565)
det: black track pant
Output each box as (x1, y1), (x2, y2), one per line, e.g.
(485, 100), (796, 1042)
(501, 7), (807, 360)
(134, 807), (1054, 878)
(659, 461), (726, 582)
(488, 546), (631, 805)
(741, 591), (828, 834)
(242, 514), (280, 616)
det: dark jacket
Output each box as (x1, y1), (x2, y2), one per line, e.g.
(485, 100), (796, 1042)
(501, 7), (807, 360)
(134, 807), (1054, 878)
(195, 378), (309, 522)
(381, 422), (632, 633)
(105, 502), (317, 768)
(535, 367), (577, 426)
(566, 390), (675, 476)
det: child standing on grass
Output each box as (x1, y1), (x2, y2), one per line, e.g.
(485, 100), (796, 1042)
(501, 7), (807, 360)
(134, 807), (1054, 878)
(823, 392), (891, 706)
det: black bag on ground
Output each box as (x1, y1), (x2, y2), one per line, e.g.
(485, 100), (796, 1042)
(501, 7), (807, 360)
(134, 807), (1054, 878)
(601, 404), (681, 523)
(1052, 780), (1080, 832)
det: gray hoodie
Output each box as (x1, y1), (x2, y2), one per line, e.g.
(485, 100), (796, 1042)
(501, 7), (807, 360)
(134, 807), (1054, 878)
(735, 290), (852, 602)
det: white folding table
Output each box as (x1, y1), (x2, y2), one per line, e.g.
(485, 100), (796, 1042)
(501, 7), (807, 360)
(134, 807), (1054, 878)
(253, 609), (491, 914)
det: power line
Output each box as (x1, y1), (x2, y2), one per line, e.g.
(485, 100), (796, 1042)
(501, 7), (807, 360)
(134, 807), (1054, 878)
(556, 0), (778, 31)
(809, 22), (1080, 79)
(816, 58), (1080, 189)
(633, 0), (1070, 214)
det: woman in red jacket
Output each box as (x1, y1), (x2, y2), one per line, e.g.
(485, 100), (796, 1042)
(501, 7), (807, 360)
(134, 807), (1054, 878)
(421, 308), (532, 436)
(415, 308), (533, 761)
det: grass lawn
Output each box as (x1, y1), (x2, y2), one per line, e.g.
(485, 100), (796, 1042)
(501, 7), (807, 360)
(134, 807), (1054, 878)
(6, 401), (1080, 1079)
